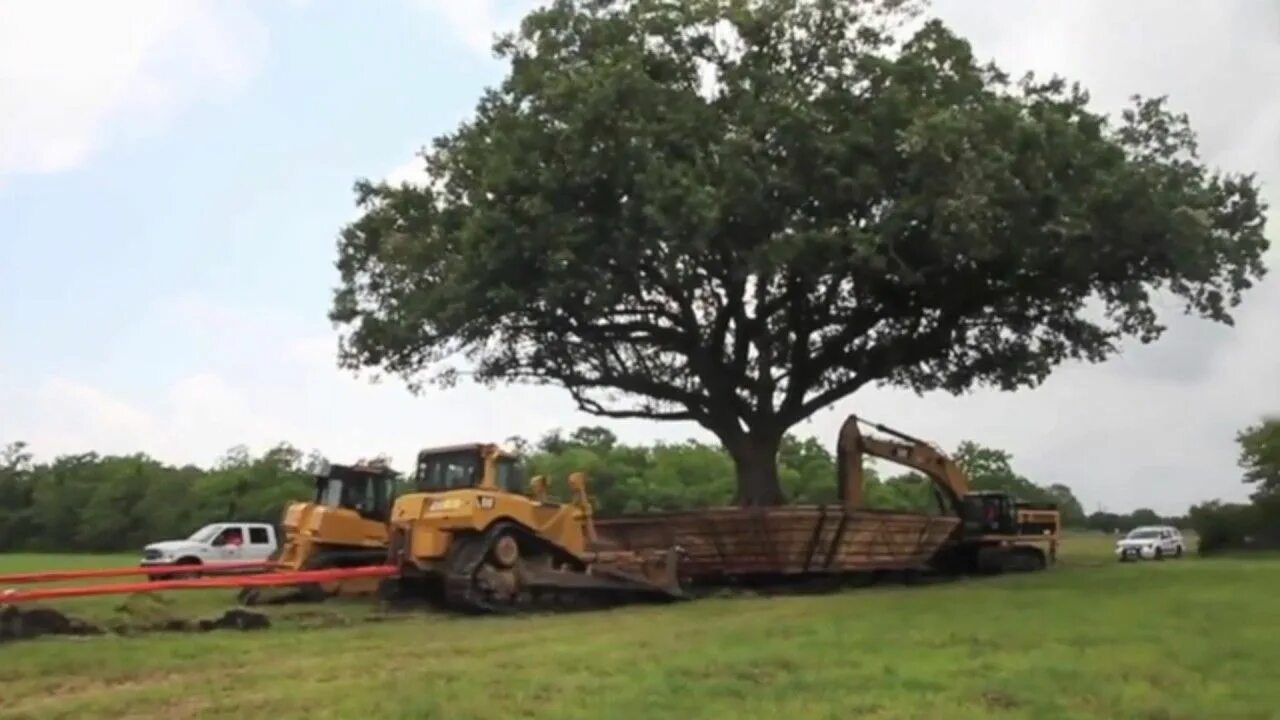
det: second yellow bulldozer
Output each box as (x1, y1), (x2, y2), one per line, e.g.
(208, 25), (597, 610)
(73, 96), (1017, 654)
(240, 459), (400, 605)
(381, 443), (684, 613)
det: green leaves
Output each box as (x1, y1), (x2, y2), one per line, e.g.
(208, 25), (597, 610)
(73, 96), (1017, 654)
(0, 443), (314, 553)
(522, 425), (1079, 516)
(1237, 417), (1280, 499)
(332, 0), (1268, 503)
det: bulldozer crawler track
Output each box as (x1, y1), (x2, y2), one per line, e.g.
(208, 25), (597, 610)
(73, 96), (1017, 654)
(440, 520), (679, 614)
(239, 545), (389, 606)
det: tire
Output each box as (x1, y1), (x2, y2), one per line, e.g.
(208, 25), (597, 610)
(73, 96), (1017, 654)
(1154, 548), (1164, 561)
(155, 557), (202, 581)
(1174, 545), (1183, 558)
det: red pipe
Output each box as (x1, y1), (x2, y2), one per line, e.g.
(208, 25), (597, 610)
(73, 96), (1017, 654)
(0, 561), (280, 585)
(1, 565), (398, 604)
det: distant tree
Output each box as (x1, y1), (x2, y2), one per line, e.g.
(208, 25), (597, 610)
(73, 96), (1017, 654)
(1043, 483), (1087, 526)
(778, 434), (839, 504)
(1237, 417), (1280, 499)
(1128, 508), (1162, 527)
(874, 472), (944, 513)
(331, 0), (1269, 505)
(536, 429), (571, 455)
(954, 442), (1038, 497)
(0, 442), (35, 550)
(504, 435), (533, 457)
(1086, 511), (1122, 534)
(569, 426), (619, 451)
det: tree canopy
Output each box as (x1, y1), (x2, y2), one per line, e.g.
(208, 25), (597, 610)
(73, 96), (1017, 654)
(953, 441), (1086, 525)
(1186, 415), (1280, 553)
(331, 0), (1269, 504)
(1236, 417), (1280, 499)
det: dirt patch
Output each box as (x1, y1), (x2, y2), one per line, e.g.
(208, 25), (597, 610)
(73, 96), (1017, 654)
(0, 604), (272, 644)
(981, 690), (1022, 710)
(0, 605), (103, 641)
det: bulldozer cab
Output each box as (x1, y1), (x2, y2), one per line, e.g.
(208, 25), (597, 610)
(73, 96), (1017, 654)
(414, 443), (526, 495)
(313, 463), (399, 523)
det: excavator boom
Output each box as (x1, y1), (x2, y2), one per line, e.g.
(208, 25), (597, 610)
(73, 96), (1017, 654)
(837, 414), (971, 510)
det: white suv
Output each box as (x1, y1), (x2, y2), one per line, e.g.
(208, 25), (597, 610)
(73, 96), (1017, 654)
(1115, 525), (1185, 561)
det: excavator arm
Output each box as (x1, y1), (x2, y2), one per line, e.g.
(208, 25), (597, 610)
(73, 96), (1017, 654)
(836, 414), (972, 512)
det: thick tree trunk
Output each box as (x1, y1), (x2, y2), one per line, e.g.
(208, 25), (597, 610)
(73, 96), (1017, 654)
(729, 434), (785, 507)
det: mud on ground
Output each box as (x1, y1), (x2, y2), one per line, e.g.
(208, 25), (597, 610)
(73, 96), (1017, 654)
(0, 603), (271, 643)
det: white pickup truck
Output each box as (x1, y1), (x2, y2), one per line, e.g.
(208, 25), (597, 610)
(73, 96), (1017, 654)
(140, 522), (279, 571)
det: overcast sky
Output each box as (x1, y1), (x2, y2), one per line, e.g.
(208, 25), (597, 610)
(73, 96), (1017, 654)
(1, 0), (1275, 515)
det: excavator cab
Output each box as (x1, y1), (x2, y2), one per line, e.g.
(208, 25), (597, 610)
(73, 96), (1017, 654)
(961, 491), (1020, 536)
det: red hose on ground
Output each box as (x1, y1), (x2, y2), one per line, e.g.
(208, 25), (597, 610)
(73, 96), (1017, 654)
(0, 565), (398, 604)
(0, 561), (280, 585)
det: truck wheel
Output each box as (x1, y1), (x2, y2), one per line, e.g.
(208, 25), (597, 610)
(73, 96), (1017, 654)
(1154, 548), (1164, 561)
(1174, 545), (1183, 558)
(156, 557), (202, 581)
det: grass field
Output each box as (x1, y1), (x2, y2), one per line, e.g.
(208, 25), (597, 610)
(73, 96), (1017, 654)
(3, 535), (1279, 720)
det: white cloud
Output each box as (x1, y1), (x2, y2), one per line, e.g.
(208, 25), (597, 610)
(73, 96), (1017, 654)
(15, 372), (298, 466)
(414, 0), (542, 55)
(0, 0), (267, 177)
(385, 153), (430, 188)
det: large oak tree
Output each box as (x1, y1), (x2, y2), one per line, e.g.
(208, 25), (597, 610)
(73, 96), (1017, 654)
(331, 0), (1269, 505)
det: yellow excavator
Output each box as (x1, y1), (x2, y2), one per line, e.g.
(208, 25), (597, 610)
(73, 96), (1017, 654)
(380, 442), (683, 613)
(837, 415), (1060, 573)
(240, 460), (400, 605)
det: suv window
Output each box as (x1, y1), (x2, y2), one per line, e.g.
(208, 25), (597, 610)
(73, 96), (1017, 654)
(249, 527), (269, 544)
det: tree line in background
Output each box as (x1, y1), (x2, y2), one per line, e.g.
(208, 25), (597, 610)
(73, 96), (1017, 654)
(0, 426), (1108, 554)
(7, 416), (1270, 555)
(518, 427), (1092, 523)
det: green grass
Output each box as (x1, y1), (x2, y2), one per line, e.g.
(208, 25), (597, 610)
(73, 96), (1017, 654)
(2, 535), (1278, 720)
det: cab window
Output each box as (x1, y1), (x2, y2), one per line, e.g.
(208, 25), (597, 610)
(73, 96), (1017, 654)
(349, 474), (394, 522)
(496, 458), (526, 494)
(318, 478), (343, 506)
(418, 452), (482, 491)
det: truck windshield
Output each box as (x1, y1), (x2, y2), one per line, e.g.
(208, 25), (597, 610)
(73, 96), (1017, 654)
(1127, 529), (1161, 539)
(188, 525), (221, 543)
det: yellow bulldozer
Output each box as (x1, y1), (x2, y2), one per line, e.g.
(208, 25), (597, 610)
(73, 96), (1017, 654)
(380, 442), (684, 613)
(239, 459), (400, 605)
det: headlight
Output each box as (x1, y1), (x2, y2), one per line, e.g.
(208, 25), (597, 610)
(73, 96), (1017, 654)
(427, 497), (466, 512)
